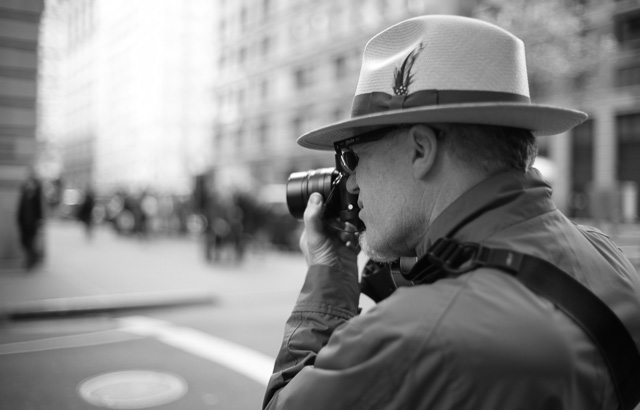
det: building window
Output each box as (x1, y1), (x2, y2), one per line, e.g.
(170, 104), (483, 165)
(213, 126), (223, 152)
(263, 0), (271, 18)
(292, 108), (314, 138)
(616, 13), (640, 46)
(617, 112), (640, 142)
(294, 66), (315, 90)
(258, 119), (269, 148)
(237, 89), (245, 109)
(329, 4), (345, 35)
(377, 0), (388, 16)
(616, 113), (640, 216)
(219, 20), (226, 39)
(260, 78), (269, 100)
(240, 7), (248, 31)
(292, 115), (303, 139)
(334, 55), (347, 80)
(573, 119), (594, 145)
(570, 118), (594, 213)
(237, 126), (245, 151)
(617, 65), (640, 87)
(261, 36), (271, 59)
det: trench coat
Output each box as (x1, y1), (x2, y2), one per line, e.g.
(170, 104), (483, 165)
(263, 169), (640, 410)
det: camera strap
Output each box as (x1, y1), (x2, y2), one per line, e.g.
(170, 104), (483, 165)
(403, 237), (640, 410)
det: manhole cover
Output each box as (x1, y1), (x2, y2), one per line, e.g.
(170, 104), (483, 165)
(78, 370), (188, 409)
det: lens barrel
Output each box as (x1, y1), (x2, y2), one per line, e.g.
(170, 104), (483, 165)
(286, 168), (337, 220)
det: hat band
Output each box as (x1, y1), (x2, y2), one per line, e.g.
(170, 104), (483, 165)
(351, 90), (531, 118)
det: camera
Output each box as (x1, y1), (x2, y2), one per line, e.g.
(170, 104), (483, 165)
(286, 156), (415, 303)
(286, 159), (362, 229)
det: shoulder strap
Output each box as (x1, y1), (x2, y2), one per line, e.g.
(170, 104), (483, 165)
(484, 248), (640, 410)
(405, 238), (640, 410)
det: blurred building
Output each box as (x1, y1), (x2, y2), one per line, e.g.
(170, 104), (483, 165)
(554, 0), (640, 221)
(0, 0), (44, 269)
(211, 0), (640, 223)
(40, 0), (215, 196)
(209, 0), (466, 192)
(38, 0), (640, 223)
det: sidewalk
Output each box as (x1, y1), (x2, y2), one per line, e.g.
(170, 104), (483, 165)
(1, 218), (637, 320)
(0, 220), (307, 320)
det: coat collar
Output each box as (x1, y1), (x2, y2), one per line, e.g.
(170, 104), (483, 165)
(419, 168), (556, 257)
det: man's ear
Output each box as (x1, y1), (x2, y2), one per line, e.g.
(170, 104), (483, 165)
(408, 125), (438, 179)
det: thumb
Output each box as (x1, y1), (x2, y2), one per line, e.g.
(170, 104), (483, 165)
(303, 193), (324, 232)
(301, 193), (333, 266)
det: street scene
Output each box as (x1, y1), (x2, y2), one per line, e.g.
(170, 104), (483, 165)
(2, 0), (640, 409)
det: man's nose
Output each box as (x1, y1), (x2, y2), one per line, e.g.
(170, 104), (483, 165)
(346, 173), (359, 195)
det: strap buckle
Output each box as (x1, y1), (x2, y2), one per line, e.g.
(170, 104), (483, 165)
(404, 237), (481, 284)
(426, 237), (483, 275)
(404, 237), (526, 284)
(428, 237), (526, 274)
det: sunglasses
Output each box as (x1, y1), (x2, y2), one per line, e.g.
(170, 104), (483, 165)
(334, 126), (445, 175)
(333, 127), (398, 175)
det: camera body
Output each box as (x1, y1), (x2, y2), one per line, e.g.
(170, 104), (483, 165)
(286, 156), (362, 229)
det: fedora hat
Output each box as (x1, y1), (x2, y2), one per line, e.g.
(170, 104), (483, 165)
(298, 15), (588, 150)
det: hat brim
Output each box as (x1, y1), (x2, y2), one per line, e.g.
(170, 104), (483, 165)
(297, 103), (588, 150)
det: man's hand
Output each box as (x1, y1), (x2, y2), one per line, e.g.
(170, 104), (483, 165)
(299, 193), (359, 273)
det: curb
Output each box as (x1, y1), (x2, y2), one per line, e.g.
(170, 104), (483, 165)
(0, 290), (217, 321)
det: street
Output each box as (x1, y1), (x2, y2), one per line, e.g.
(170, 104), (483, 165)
(0, 220), (312, 410)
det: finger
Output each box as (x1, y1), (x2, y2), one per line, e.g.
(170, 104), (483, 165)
(303, 193), (324, 233)
(299, 228), (307, 253)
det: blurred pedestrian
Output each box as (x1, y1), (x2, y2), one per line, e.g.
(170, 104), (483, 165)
(140, 191), (159, 236)
(228, 194), (245, 263)
(16, 172), (45, 270)
(130, 190), (151, 239)
(76, 186), (96, 240)
(106, 190), (125, 233)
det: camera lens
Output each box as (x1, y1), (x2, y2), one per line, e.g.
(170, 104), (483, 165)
(286, 168), (337, 219)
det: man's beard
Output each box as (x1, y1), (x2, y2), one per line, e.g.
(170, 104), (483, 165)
(358, 231), (399, 263)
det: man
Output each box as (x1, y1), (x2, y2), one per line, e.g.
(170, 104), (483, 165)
(17, 171), (45, 270)
(263, 16), (640, 409)
(77, 186), (96, 240)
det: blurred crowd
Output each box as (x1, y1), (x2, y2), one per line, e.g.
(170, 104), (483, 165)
(41, 180), (302, 262)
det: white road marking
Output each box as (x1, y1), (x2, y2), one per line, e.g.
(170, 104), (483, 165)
(0, 330), (143, 355)
(118, 316), (275, 386)
(0, 315), (276, 386)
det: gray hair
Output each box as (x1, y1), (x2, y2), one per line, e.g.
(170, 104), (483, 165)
(438, 124), (538, 174)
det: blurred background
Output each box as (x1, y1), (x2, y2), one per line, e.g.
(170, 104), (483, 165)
(0, 0), (639, 409)
(2, 0), (640, 263)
